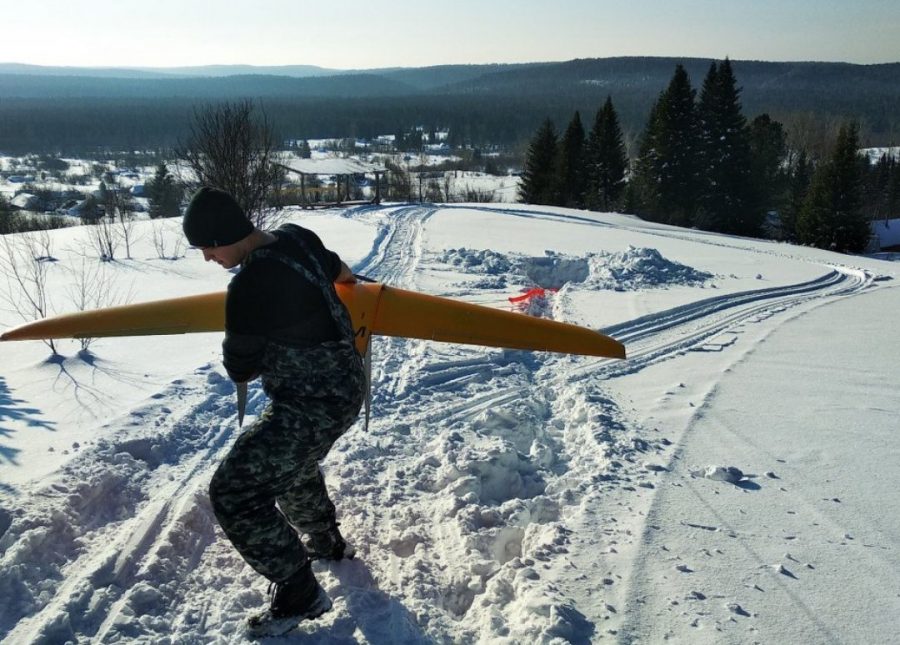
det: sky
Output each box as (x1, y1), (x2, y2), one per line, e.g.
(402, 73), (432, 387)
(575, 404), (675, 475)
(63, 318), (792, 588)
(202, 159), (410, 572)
(1, 0), (898, 69)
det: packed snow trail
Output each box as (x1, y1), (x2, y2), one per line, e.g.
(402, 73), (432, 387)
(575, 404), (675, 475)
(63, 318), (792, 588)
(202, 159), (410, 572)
(0, 367), (243, 643)
(616, 284), (900, 644)
(0, 204), (887, 643)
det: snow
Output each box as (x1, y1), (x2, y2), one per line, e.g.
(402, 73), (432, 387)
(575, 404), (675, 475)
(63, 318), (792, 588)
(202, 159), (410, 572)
(1, 202), (899, 643)
(281, 158), (387, 175)
(861, 146), (900, 163)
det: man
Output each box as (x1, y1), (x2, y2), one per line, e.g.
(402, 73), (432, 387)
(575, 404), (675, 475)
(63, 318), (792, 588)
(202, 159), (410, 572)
(182, 187), (365, 636)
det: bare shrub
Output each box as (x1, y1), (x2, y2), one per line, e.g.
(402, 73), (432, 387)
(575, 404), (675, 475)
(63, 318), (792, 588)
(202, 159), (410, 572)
(0, 231), (59, 354)
(67, 257), (133, 351)
(85, 214), (121, 261)
(385, 160), (412, 201)
(464, 185), (497, 203)
(100, 180), (139, 259)
(424, 178), (444, 202)
(151, 220), (186, 260)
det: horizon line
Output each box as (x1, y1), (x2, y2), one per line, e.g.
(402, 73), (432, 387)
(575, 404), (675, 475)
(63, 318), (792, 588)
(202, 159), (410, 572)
(3, 55), (900, 73)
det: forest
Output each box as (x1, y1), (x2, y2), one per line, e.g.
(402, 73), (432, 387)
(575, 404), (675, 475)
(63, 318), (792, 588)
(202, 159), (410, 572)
(0, 57), (898, 155)
(518, 60), (900, 252)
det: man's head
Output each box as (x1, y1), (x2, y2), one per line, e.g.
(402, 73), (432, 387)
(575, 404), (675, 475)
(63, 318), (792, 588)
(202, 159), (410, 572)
(183, 187), (255, 269)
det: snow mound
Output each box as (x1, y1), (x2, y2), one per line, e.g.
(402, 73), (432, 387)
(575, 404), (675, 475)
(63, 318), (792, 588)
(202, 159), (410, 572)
(439, 248), (512, 274)
(439, 247), (712, 293)
(520, 253), (590, 289)
(699, 465), (745, 484)
(589, 246), (713, 290)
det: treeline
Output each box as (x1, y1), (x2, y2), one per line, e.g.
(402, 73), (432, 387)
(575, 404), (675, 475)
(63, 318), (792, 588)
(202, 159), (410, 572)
(1, 92), (893, 159)
(520, 60), (900, 253)
(0, 96), (544, 154)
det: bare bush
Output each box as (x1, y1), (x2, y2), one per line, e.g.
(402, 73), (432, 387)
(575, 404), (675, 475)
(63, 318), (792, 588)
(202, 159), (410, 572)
(464, 185), (498, 203)
(0, 231), (59, 354)
(443, 174), (454, 202)
(151, 220), (186, 260)
(424, 178), (444, 202)
(85, 214), (121, 261)
(101, 180), (139, 259)
(385, 160), (412, 201)
(67, 257), (133, 351)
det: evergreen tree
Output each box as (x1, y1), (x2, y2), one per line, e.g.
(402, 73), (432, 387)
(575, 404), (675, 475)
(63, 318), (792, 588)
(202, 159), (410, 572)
(557, 112), (587, 208)
(518, 119), (560, 205)
(781, 150), (813, 242)
(630, 99), (665, 221)
(298, 139), (312, 159)
(863, 153), (900, 222)
(798, 123), (870, 252)
(696, 59), (757, 235)
(632, 65), (701, 226)
(146, 163), (183, 219)
(0, 193), (20, 235)
(890, 156), (900, 219)
(586, 96), (629, 211)
(749, 114), (789, 236)
(394, 129), (406, 151)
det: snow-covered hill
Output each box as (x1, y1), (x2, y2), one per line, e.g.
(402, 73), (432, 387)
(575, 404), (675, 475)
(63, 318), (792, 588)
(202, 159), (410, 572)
(1, 204), (898, 643)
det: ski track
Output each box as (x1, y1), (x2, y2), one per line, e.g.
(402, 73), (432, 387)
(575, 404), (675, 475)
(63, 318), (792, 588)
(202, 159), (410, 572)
(0, 204), (879, 643)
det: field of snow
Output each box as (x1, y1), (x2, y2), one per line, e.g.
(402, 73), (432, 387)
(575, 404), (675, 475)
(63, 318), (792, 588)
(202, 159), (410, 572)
(1, 203), (898, 643)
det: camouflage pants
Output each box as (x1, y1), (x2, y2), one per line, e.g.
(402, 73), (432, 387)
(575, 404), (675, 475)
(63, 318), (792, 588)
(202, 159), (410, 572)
(209, 384), (362, 582)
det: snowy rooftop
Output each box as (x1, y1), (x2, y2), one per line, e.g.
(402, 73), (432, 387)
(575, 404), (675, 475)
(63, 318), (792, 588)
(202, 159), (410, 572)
(280, 157), (387, 175)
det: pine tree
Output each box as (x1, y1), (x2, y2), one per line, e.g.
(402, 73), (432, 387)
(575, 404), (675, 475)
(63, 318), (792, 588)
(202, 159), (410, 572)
(749, 114), (789, 236)
(798, 123), (870, 252)
(147, 163), (183, 218)
(586, 96), (629, 211)
(632, 65), (701, 226)
(557, 112), (587, 208)
(519, 119), (560, 205)
(890, 156), (900, 219)
(781, 151), (812, 242)
(863, 153), (900, 222)
(630, 99), (665, 221)
(0, 193), (19, 235)
(696, 59), (757, 235)
(298, 139), (312, 159)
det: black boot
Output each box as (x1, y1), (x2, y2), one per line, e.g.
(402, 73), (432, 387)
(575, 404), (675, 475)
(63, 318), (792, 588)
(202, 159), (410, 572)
(306, 522), (356, 561)
(247, 563), (332, 638)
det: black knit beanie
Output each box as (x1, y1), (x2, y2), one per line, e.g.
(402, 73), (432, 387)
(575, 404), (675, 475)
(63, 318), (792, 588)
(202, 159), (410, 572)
(183, 187), (254, 247)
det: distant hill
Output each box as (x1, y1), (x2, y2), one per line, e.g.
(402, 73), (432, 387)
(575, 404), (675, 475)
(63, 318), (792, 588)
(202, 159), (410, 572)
(137, 64), (340, 78)
(0, 72), (418, 99)
(0, 62), (339, 79)
(3, 57), (897, 103)
(375, 63), (543, 91)
(0, 57), (897, 154)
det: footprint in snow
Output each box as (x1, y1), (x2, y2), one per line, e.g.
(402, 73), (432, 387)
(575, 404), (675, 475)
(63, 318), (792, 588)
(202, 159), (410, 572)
(727, 602), (751, 617)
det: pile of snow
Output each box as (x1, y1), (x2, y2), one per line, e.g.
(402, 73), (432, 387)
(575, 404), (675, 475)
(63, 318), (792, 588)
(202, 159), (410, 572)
(588, 246), (713, 290)
(520, 253), (590, 289)
(440, 246), (713, 295)
(698, 465), (745, 484)
(438, 248), (512, 274)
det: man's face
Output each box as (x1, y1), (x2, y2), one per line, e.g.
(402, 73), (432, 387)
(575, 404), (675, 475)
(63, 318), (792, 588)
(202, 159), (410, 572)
(201, 243), (244, 269)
